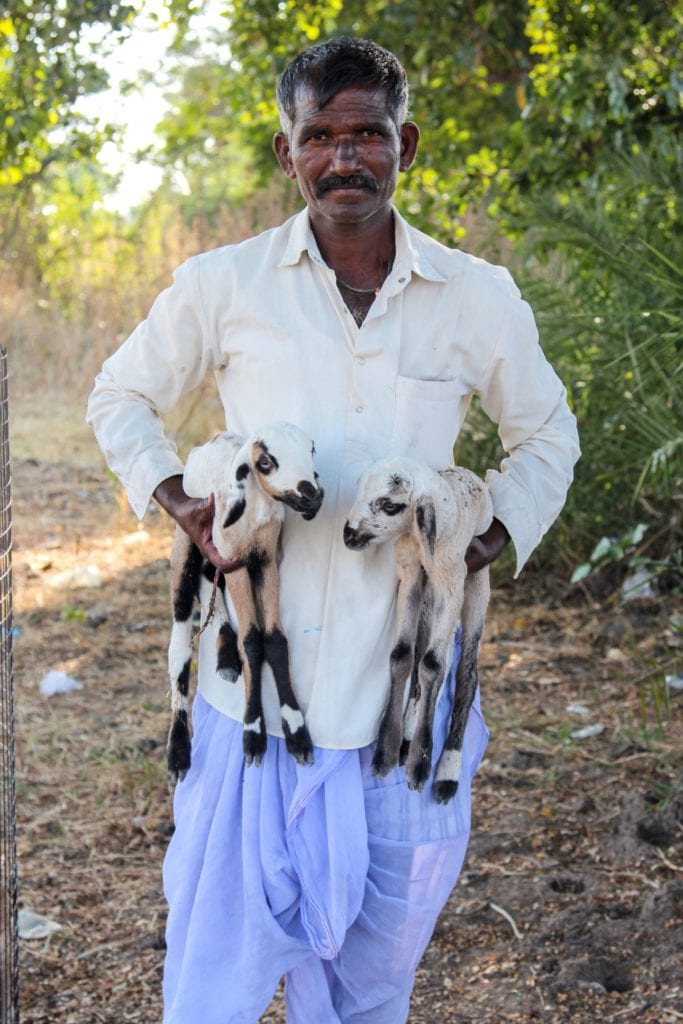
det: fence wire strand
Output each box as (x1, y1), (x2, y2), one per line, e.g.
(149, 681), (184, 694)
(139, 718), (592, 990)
(0, 346), (19, 1022)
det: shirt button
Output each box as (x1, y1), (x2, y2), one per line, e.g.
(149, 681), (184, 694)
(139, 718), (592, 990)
(398, 276), (406, 283)
(355, 405), (363, 414)
(356, 357), (364, 366)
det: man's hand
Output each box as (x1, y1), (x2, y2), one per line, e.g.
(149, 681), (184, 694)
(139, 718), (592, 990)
(154, 475), (244, 574)
(465, 517), (510, 574)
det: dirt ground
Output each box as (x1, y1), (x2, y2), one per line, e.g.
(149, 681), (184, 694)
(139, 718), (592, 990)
(9, 404), (682, 1024)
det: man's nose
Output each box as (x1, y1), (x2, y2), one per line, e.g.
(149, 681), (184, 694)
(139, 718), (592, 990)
(331, 136), (362, 173)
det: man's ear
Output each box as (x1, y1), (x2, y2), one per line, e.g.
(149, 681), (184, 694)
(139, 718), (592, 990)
(399, 121), (420, 172)
(273, 132), (296, 180)
(413, 495), (436, 571)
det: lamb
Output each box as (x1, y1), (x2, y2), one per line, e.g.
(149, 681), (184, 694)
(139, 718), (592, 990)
(343, 457), (492, 804)
(167, 421), (324, 781)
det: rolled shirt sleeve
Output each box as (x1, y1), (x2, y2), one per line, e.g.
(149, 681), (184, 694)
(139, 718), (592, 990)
(86, 257), (218, 519)
(478, 291), (580, 576)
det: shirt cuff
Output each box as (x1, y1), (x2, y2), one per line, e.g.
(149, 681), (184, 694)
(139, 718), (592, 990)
(485, 468), (542, 578)
(124, 447), (186, 521)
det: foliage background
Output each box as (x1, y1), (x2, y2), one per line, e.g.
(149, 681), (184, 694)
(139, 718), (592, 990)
(1, 0), (681, 578)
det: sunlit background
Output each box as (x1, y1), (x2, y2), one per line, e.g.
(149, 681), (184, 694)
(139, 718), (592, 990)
(1, 0), (681, 569)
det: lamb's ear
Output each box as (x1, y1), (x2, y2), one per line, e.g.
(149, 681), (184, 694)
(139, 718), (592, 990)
(413, 496), (436, 570)
(223, 495), (246, 529)
(473, 485), (494, 538)
(232, 439), (253, 477)
(221, 443), (252, 528)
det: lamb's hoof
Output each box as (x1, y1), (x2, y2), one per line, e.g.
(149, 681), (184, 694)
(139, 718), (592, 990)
(433, 779), (459, 804)
(285, 726), (314, 766)
(406, 752), (432, 792)
(167, 716), (192, 783)
(371, 746), (400, 778)
(243, 728), (267, 767)
(217, 666), (240, 683)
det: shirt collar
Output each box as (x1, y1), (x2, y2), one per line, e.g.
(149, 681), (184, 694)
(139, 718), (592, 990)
(277, 206), (447, 284)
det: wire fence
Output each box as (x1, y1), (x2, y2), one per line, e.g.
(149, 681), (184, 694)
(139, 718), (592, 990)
(0, 346), (19, 1022)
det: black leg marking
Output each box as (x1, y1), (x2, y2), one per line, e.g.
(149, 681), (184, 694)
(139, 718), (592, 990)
(391, 639), (411, 663)
(201, 560), (226, 587)
(406, 647), (444, 791)
(217, 621), (242, 681)
(167, 709), (192, 782)
(433, 628), (483, 804)
(177, 659), (190, 698)
(422, 648), (442, 675)
(373, 636), (415, 777)
(173, 543), (203, 621)
(245, 549), (267, 592)
(263, 626), (313, 765)
(242, 625), (267, 766)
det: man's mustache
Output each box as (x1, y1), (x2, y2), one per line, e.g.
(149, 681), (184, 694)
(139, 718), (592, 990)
(316, 174), (379, 197)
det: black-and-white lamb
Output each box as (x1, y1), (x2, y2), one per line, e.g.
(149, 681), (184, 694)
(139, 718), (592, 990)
(167, 422), (324, 780)
(343, 457), (492, 804)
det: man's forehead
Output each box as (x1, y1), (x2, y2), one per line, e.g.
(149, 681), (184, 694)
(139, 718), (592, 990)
(291, 83), (393, 126)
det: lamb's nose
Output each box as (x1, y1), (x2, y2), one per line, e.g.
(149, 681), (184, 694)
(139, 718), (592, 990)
(298, 480), (318, 500)
(343, 522), (355, 544)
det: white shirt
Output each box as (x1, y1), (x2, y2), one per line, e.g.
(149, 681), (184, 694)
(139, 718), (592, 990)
(87, 207), (580, 749)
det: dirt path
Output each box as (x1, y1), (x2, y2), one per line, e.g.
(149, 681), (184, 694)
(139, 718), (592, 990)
(10, 427), (682, 1023)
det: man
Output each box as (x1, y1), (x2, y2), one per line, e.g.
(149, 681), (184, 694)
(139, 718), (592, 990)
(87, 37), (579, 1024)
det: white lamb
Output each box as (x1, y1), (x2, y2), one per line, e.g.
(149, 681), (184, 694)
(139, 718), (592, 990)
(167, 422), (324, 780)
(343, 457), (492, 803)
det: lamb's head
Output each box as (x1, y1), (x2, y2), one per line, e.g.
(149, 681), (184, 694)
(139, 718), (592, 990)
(236, 421), (324, 520)
(343, 458), (437, 566)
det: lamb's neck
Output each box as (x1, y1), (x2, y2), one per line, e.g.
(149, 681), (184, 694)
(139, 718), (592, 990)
(242, 475), (285, 530)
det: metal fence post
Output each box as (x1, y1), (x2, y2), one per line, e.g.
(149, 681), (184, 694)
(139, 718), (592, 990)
(0, 346), (19, 1022)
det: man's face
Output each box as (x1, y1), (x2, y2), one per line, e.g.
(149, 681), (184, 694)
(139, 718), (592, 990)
(274, 85), (419, 229)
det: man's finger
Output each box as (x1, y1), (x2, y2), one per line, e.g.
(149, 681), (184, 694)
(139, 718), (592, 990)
(204, 538), (244, 574)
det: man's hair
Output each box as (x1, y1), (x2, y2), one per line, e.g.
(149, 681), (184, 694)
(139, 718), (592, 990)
(276, 37), (410, 135)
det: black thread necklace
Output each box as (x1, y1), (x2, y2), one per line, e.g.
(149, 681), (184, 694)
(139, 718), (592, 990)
(335, 251), (395, 297)
(335, 274), (382, 296)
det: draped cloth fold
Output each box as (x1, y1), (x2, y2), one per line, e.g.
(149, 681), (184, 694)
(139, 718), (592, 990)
(163, 636), (488, 1024)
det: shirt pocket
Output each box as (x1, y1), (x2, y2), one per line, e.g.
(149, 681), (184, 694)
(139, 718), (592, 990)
(389, 376), (466, 469)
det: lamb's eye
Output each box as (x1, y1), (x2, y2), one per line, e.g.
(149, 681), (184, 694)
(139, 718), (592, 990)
(256, 455), (272, 474)
(381, 500), (406, 516)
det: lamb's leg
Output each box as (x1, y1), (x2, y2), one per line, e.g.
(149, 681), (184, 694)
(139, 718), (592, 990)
(405, 577), (465, 792)
(199, 563), (243, 681)
(433, 567), (489, 804)
(400, 587), (432, 765)
(167, 528), (202, 782)
(195, 566), (243, 683)
(226, 566), (267, 766)
(372, 563), (426, 777)
(217, 620), (242, 681)
(256, 551), (314, 766)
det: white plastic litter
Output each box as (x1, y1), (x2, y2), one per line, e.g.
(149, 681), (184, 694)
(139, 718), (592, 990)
(567, 703), (591, 716)
(570, 723), (605, 740)
(48, 565), (103, 589)
(39, 670), (82, 696)
(18, 909), (62, 940)
(621, 569), (655, 602)
(665, 673), (683, 692)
